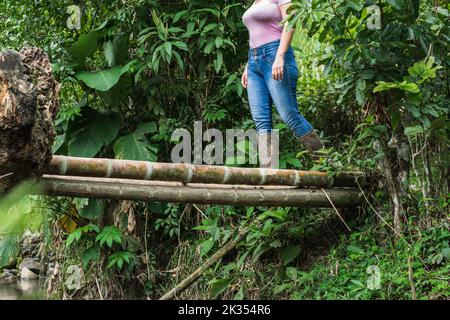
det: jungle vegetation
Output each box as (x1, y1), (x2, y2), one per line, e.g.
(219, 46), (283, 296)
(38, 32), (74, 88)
(0, 0), (448, 300)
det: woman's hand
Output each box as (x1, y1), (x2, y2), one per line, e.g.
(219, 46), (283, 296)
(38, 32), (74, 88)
(242, 65), (248, 89)
(272, 55), (285, 81)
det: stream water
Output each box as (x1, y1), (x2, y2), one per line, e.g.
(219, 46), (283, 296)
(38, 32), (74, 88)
(0, 279), (45, 300)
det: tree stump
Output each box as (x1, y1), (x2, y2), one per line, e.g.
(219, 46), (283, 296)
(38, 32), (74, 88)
(0, 48), (59, 191)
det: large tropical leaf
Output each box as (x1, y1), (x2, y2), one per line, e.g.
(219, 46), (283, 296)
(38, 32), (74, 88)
(103, 35), (129, 67)
(75, 66), (125, 92)
(210, 277), (234, 298)
(281, 245), (301, 265)
(113, 35), (130, 66)
(52, 133), (66, 154)
(67, 30), (99, 64)
(68, 110), (121, 158)
(103, 40), (115, 67)
(134, 122), (158, 135)
(114, 122), (158, 161)
(79, 199), (105, 219)
(67, 20), (108, 64)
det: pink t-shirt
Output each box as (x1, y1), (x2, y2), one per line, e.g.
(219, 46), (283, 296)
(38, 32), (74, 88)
(242, 0), (292, 49)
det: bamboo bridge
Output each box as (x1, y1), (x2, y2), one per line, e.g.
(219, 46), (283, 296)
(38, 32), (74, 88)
(35, 156), (368, 208)
(40, 156), (369, 300)
(0, 48), (369, 209)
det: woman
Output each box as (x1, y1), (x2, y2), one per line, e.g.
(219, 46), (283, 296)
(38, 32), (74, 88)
(242, 0), (324, 167)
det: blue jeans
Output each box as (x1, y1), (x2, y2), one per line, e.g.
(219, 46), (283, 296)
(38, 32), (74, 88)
(247, 40), (313, 138)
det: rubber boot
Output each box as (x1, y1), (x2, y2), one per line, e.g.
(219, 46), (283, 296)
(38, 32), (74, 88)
(299, 129), (325, 152)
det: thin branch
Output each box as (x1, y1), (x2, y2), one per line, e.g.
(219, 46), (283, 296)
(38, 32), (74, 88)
(95, 278), (104, 300)
(192, 204), (207, 219)
(159, 226), (249, 300)
(144, 206), (152, 286)
(0, 172), (14, 181)
(355, 178), (403, 239)
(408, 256), (417, 300)
(354, 179), (421, 257)
(321, 188), (351, 232)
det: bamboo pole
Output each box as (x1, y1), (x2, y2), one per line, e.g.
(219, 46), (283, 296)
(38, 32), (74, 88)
(37, 175), (363, 208)
(46, 156), (367, 188)
(160, 226), (249, 300)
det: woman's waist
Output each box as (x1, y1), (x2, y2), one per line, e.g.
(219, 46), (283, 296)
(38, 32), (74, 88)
(249, 39), (281, 54)
(248, 40), (294, 59)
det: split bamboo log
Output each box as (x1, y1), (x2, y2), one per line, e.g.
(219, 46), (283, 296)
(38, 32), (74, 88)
(46, 156), (367, 188)
(37, 175), (363, 208)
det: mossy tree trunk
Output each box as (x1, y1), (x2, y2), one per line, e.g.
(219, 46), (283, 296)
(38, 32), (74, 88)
(0, 48), (59, 191)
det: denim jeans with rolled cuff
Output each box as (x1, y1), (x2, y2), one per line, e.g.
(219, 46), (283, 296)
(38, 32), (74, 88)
(247, 40), (314, 138)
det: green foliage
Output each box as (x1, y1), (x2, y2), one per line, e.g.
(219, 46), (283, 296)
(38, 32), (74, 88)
(96, 226), (123, 248)
(271, 224), (450, 300)
(1, 0), (448, 300)
(0, 235), (19, 267)
(79, 199), (105, 220)
(67, 25), (103, 65)
(82, 244), (100, 269)
(65, 222), (138, 276)
(75, 65), (128, 91)
(291, 0), (449, 131)
(67, 108), (121, 158)
(0, 183), (45, 267)
(210, 277), (234, 298)
(155, 204), (185, 239)
(107, 251), (134, 270)
(114, 122), (158, 161)
(281, 245), (302, 266)
(66, 224), (100, 248)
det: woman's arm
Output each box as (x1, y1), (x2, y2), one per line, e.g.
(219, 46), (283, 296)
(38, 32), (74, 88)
(273, 3), (295, 81)
(242, 63), (248, 89)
